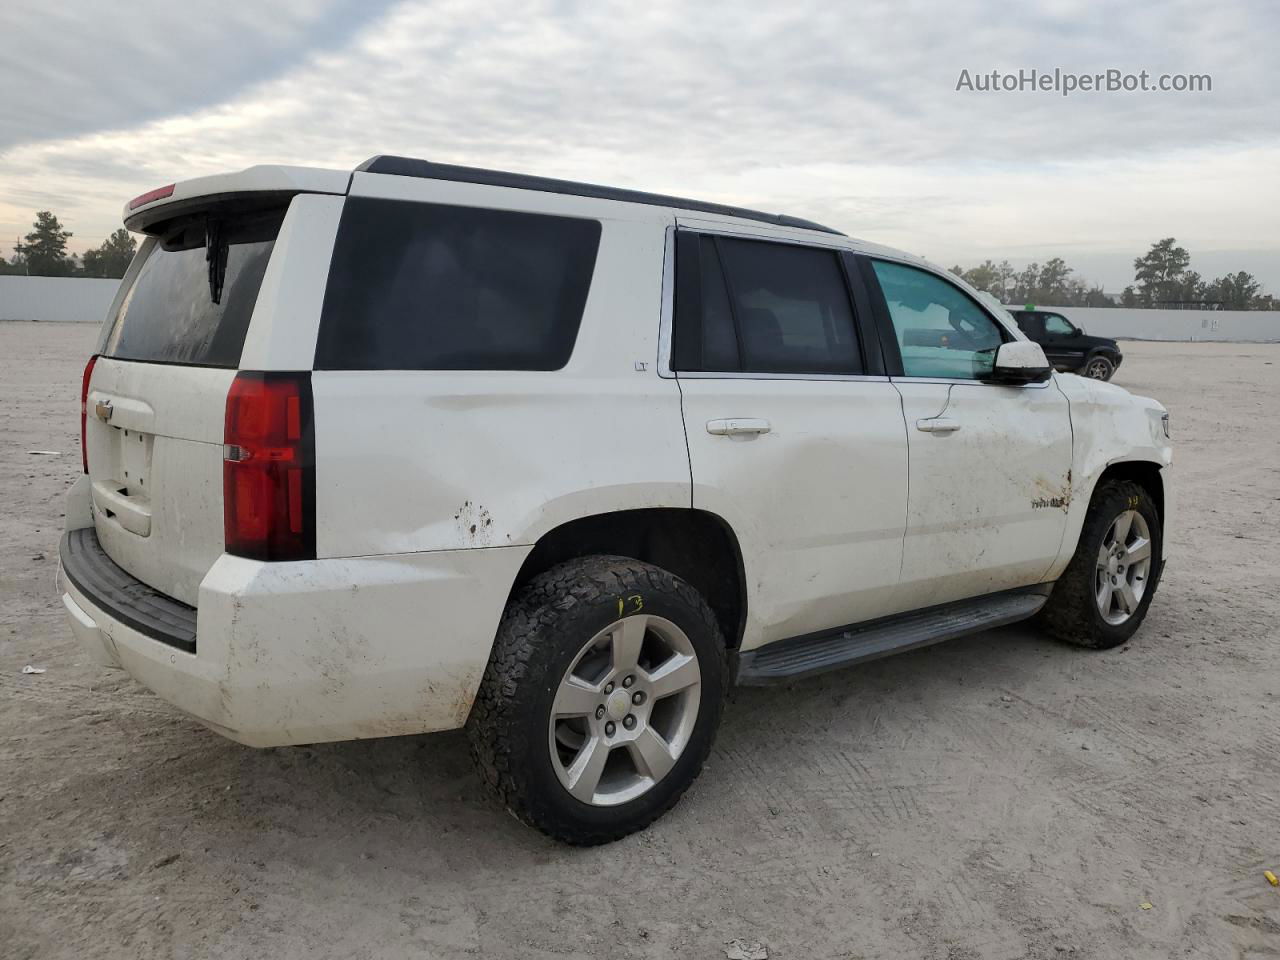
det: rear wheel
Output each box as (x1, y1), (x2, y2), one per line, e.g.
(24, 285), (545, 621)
(1084, 354), (1115, 380)
(1040, 479), (1162, 649)
(467, 556), (726, 845)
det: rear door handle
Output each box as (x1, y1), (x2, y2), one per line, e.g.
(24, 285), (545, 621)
(915, 417), (961, 433)
(706, 418), (771, 437)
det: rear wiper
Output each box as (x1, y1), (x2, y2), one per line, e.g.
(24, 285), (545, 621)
(205, 218), (228, 305)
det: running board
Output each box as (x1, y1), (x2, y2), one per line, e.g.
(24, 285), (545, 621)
(736, 590), (1048, 685)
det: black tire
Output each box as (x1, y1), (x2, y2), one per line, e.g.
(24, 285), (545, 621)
(1083, 354), (1115, 380)
(466, 555), (727, 845)
(1040, 479), (1163, 649)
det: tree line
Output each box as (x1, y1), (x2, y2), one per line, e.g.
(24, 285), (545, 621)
(950, 237), (1275, 310)
(5, 210), (1274, 311)
(0, 211), (137, 279)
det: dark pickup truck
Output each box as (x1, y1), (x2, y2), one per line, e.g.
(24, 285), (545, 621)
(1009, 307), (1123, 381)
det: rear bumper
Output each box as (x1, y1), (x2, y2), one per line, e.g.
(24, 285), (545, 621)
(61, 528), (196, 653)
(58, 527), (530, 747)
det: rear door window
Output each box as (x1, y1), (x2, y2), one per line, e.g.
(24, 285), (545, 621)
(315, 198), (601, 371)
(100, 208), (283, 368)
(672, 233), (862, 375)
(1012, 311), (1044, 337)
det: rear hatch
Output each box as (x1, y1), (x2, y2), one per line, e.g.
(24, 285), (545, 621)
(85, 203), (285, 605)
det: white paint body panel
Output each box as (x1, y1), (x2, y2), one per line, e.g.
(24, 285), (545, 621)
(122, 164), (350, 231)
(891, 380), (1073, 609)
(84, 192), (342, 606)
(1044, 373), (1173, 579)
(239, 194), (345, 370)
(680, 377), (908, 650)
(61, 160), (1172, 750)
(59, 544), (529, 747)
(86, 360), (234, 606)
(315, 174), (688, 557)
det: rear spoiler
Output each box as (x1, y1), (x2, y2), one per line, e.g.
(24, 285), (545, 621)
(123, 165), (351, 233)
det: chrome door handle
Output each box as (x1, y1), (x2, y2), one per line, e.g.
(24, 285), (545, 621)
(706, 418), (771, 437)
(916, 417), (960, 433)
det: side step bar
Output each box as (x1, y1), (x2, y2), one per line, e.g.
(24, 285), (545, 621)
(736, 589), (1049, 685)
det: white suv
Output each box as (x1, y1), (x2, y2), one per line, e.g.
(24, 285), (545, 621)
(59, 157), (1172, 844)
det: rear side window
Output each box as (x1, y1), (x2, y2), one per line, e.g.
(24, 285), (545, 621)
(316, 198), (601, 371)
(1011, 311), (1042, 336)
(672, 232), (861, 375)
(100, 209), (282, 368)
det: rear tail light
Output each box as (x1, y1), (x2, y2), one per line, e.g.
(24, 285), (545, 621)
(223, 372), (316, 561)
(80, 354), (98, 474)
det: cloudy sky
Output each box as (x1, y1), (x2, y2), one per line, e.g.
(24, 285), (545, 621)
(2, 0), (1277, 292)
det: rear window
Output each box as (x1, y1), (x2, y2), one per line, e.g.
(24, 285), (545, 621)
(99, 208), (282, 368)
(315, 198), (601, 371)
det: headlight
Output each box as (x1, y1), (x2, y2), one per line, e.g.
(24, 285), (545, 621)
(1161, 413), (1170, 439)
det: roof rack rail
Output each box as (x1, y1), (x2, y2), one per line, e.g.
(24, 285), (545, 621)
(354, 156), (845, 236)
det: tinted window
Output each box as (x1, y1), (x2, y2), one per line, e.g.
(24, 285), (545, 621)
(1012, 311), (1044, 337)
(100, 210), (281, 368)
(719, 238), (860, 375)
(871, 260), (1006, 380)
(316, 199), (601, 370)
(695, 238), (741, 370)
(672, 234), (740, 371)
(673, 233), (860, 375)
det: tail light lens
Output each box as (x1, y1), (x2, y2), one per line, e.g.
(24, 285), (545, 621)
(223, 372), (316, 561)
(80, 354), (98, 474)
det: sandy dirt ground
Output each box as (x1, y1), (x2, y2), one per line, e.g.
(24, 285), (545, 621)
(2, 321), (1279, 960)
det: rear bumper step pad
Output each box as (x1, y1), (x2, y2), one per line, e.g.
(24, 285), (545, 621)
(59, 528), (197, 654)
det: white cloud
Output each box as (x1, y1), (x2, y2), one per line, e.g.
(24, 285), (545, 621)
(1, 0), (1277, 288)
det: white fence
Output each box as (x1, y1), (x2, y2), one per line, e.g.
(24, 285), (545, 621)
(1, 275), (1277, 342)
(0, 275), (120, 324)
(1012, 305), (1280, 342)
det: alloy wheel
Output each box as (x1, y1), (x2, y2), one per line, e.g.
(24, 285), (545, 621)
(1086, 357), (1112, 379)
(1095, 509), (1153, 625)
(548, 615), (701, 806)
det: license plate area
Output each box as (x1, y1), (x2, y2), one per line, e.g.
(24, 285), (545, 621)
(90, 425), (154, 537)
(115, 426), (152, 499)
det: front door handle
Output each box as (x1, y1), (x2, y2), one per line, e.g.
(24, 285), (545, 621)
(916, 417), (961, 434)
(707, 418), (771, 437)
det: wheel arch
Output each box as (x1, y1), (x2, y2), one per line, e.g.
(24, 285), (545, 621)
(507, 508), (748, 649)
(1093, 459), (1164, 522)
(1090, 345), (1121, 368)
(1081, 348), (1118, 376)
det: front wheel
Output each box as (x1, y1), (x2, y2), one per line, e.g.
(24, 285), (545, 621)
(1040, 479), (1163, 649)
(467, 556), (726, 845)
(1084, 354), (1115, 380)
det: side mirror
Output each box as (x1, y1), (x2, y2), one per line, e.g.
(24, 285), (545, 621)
(988, 341), (1051, 384)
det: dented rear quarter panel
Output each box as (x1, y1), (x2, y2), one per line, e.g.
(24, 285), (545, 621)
(310, 185), (689, 560)
(1045, 372), (1172, 580)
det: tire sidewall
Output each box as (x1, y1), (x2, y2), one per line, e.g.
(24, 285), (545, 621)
(498, 566), (725, 838)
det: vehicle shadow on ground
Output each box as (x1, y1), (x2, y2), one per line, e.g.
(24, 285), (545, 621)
(107, 622), (1064, 873)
